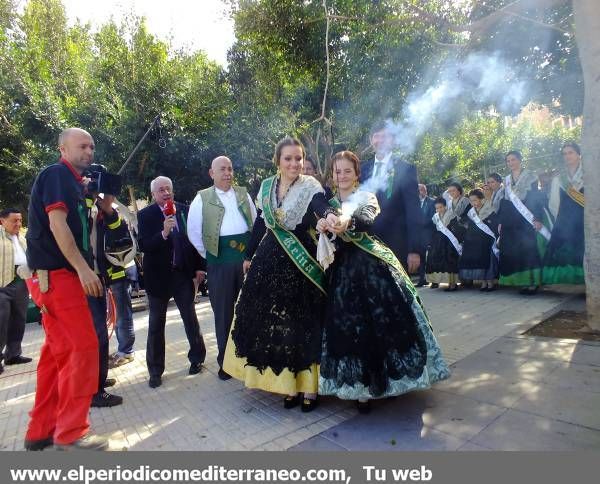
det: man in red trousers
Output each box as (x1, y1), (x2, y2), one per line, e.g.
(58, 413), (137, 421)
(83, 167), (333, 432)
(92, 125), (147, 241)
(24, 127), (107, 451)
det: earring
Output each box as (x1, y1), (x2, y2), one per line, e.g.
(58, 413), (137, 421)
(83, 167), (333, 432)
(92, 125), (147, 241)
(353, 180), (359, 189)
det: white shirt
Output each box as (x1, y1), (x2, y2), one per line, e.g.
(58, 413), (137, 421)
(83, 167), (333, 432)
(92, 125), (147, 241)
(373, 152), (392, 179)
(11, 234), (27, 266)
(188, 187), (257, 258)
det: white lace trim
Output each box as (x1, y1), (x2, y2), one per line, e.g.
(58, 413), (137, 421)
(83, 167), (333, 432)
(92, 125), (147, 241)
(258, 175), (324, 231)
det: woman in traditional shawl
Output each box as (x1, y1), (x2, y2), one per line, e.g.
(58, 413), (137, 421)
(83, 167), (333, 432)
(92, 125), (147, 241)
(316, 151), (449, 414)
(543, 142), (585, 285)
(425, 197), (466, 291)
(459, 189), (499, 291)
(223, 137), (338, 412)
(498, 151), (549, 295)
(443, 182), (471, 229)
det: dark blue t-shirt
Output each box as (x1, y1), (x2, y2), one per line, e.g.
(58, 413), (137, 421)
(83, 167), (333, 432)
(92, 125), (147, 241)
(26, 160), (91, 271)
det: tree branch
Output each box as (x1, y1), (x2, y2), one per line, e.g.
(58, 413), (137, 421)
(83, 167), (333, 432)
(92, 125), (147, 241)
(405, 0), (570, 37)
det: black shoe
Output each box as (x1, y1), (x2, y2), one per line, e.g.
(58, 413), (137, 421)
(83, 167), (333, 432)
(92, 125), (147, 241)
(283, 395), (301, 409)
(480, 285), (488, 292)
(104, 378), (116, 388)
(149, 376), (162, 388)
(0, 362), (3, 375)
(486, 286), (496, 292)
(429, 283), (439, 289)
(5, 355), (33, 365)
(91, 391), (123, 408)
(415, 280), (427, 287)
(357, 400), (371, 414)
(218, 368), (232, 381)
(54, 434), (108, 451)
(519, 286), (538, 295)
(444, 285), (458, 292)
(189, 362), (203, 375)
(301, 397), (319, 413)
(24, 436), (54, 451)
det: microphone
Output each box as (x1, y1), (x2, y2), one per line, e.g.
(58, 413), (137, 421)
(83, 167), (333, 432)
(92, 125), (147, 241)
(164, 199), (176, 216)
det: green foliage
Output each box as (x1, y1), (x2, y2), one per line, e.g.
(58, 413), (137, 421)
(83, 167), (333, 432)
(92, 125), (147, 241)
(0, 0), (582, 214)
(414, 108), (581, 193)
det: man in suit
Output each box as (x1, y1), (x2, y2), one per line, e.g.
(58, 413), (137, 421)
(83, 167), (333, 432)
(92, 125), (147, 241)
(416, 184), (436, 286)
(137, 176), (206, 388)
(360, 121), (422, 272)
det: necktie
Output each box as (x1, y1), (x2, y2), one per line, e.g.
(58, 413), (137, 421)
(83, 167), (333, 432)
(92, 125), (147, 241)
(374, 162), (383, 178)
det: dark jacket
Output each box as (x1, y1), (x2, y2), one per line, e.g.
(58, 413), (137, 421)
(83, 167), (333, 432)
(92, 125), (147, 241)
(137, 201), (205, 298)
(419, 196), (436, 250)
(360, 157), (422, 266)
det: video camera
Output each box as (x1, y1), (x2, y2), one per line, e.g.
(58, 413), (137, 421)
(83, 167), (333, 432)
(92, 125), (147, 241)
(84, 164), (122, 196)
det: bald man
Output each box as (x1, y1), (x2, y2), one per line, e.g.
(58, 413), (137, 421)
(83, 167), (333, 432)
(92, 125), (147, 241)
(24, 128), (107, 450)
(188, 157), (256, 380)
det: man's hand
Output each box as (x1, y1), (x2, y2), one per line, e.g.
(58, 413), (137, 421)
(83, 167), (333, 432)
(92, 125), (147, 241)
(243, 260), (251, 274)
(195, 270), (206, 284)
(78, 266), (103, 297)
(533, 221), (543, 232)
(97, 194), (115, 215)
(407, 252), (420, 274)
(162, 216), (177, 238)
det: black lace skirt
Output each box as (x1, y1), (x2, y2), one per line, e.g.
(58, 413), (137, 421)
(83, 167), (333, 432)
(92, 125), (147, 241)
(230, 231), (325, 376)
(319, 243), (431, 399)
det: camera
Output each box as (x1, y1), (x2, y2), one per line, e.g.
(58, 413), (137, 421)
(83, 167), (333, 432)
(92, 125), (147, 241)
(84, 164), (122, 196)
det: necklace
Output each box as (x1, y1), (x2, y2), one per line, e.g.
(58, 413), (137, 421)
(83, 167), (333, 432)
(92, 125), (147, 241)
(276, 175), (299, 206)
(274, 175), (300, 223)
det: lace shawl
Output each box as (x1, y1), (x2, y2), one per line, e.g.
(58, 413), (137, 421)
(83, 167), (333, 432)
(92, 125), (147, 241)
(507, 168), (538, 201)
(257, 174), (324, 231)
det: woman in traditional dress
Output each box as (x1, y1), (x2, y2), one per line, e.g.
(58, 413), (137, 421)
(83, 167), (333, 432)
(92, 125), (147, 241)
(498, 151), (549, 295)
(543, 142), (585, 285)
(223, 137), (338, 412)
(459, 189), (499, 292)
(316, 151), (450, 414)
(444, 182), (471, 228)
(425, 197), (466, 291)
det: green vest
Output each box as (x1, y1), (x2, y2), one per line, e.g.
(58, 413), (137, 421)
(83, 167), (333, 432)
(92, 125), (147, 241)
(199, 185), (254, 258)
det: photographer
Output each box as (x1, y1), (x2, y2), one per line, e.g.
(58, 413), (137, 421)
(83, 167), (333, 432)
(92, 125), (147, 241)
(84, 164), (136, 408)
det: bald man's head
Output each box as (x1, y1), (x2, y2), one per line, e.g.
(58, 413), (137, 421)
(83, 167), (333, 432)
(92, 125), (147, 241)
(209, 156), (234, 191)
(58, 127), (95, 174)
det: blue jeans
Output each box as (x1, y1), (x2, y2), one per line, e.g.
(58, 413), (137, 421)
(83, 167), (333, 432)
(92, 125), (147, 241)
(111, 278), (135, 356)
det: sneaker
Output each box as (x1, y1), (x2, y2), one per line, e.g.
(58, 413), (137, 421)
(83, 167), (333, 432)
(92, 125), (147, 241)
(24, 436), (54, 451)
(108, 354), (134, 369)
(91, 391), (123, 408)
(54, 434), (108, 451)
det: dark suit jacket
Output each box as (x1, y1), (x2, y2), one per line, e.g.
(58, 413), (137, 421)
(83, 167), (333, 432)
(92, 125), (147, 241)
(360, 157), (422, 265)
(419, 196), (436, 250)
(137, 202), (205, 299)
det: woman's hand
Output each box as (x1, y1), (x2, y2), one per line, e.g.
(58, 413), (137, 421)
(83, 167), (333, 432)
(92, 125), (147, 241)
(243, 260), (251, 274)
(325, 212), (339, 228)
(316, 218), (328, 233)
(329, 215), (351, 235)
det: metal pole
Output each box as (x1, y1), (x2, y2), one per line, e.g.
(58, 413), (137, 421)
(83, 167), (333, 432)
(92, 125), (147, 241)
(117, 114), (160, 175)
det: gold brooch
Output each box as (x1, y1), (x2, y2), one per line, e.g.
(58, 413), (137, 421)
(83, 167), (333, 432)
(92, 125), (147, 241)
(275, 208), (285, 223)
(229, 240), (238, 249)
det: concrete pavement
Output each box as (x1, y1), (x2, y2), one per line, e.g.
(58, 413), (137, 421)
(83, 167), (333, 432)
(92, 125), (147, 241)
(1, 285), (594, 451)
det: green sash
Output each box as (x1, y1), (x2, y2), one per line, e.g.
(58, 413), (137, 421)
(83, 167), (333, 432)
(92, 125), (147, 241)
(329, 197), (417, 300)
(261, 177), (326, 294)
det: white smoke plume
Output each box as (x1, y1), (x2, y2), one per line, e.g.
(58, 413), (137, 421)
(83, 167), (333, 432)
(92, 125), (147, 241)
(340, 52), (528, 217)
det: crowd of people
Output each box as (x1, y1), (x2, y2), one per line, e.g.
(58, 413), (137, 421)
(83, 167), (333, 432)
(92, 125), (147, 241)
(417, 143), (585, 295)
(0, 124), (584, 451)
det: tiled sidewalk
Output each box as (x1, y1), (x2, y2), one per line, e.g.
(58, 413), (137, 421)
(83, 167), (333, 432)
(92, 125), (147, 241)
(0, 287), (576, 451)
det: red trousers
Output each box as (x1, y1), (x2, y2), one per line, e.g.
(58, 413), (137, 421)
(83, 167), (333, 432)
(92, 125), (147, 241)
(25, 269), (99, 445)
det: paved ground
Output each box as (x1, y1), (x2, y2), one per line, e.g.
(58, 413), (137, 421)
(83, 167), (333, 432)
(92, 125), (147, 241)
(0, 285), (592, 451)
